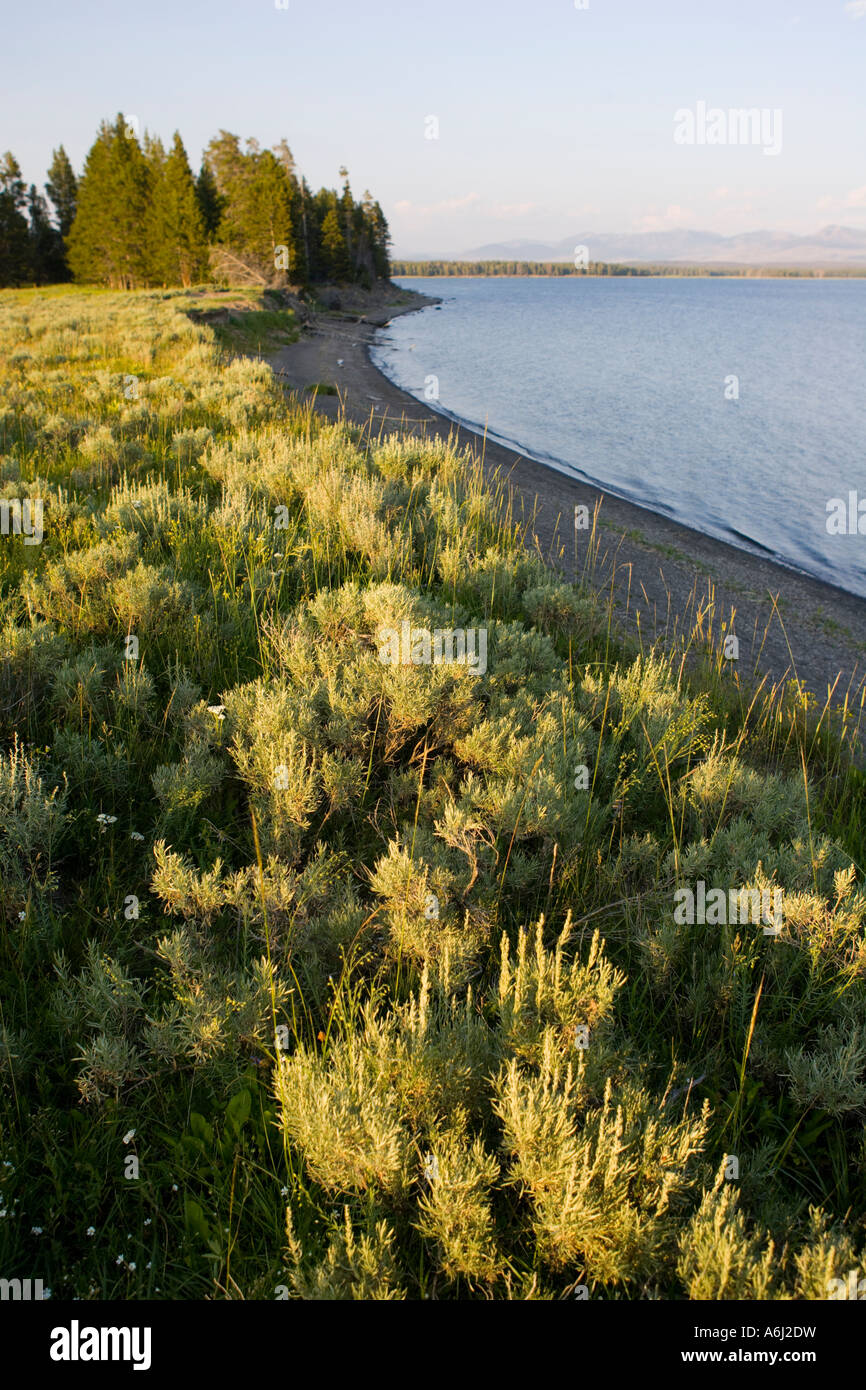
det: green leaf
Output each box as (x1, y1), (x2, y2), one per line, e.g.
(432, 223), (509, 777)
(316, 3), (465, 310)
(189, 1112), (214, 1146)
(225, 1087), (251, 1137)
(184, 1196), (212, 1244)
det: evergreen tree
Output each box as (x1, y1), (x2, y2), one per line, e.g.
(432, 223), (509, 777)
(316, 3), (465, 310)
(320, 202), (350, 281)
(369, 198), (391, 279)
(195, 161), (223, 239)
(249, 149), (293, 279)
(67, 116), (152, 288)
(338, 167), (355, 266)
(146, 133), (209, 286)
(141, 134), (168, 281)
(272, 138), (296, 182)
(27, 184), (65, 283)
(54, 118), (390, 291)
(142, 135), (170, 284)
(0, 152), (31, 285)
(205, 133), (293, 283)
(44, 146), (78, 236)
(204, 131), (248, 205)
(298, 176), (314, 281)
(352, 190), (379, 286)
(273, 138), (306, 282)
(142, 132), (166, 169)
(41, 146), (77, 281)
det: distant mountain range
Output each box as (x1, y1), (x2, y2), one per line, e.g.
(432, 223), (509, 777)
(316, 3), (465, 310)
(398, 225), (866, 266)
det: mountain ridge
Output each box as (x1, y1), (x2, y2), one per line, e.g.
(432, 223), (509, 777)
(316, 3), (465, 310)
(395, 224), (866, 266)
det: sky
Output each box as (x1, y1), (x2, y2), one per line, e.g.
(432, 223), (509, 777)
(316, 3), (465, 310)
(4, 0), (865, 256)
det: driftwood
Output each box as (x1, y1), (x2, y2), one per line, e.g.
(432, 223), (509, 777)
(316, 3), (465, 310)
(208, 245), (289, 289)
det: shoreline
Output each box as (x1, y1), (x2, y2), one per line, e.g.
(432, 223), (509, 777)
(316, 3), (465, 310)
(391, 271), (866, 281)
(266, 283), (866, 706)
(363, 358), (846, 596)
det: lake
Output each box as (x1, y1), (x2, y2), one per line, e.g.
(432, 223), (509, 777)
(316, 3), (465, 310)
(372, 276), (866, 598)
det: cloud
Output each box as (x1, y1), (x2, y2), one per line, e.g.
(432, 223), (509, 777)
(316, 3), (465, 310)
(844, 1), (866, 18)
(636, 204), (694, 231)
(816, 185), (866, 212)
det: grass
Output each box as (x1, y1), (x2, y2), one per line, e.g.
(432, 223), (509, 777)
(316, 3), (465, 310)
(212, 308), (299, 355)
(0, 285), (864, 1301)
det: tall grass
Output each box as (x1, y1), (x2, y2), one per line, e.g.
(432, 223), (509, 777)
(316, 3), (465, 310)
(0, 285), (863, 1301)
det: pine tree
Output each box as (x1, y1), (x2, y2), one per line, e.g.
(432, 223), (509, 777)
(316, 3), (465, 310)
(44, 146), (78, 237)
(206, 133), (293, 283)
(287, 178), (308, 283)
(370, 198), (391, 279)
(41, 146), (77, 281)
(353, 191), (379, 287)
(248, 149), (293, 280)
(204, 131), (249, 206)
(320, 202), (350, 282)
(147, 133), (209, 286)
(67, 116), (152, 288)
(272, 138), (296, 183)
(27, 185), (64, 284)
(204, 131), (256, 281)
(0, 152), (31, 285)
(142, 135), (169, 284)
(142, 134), (168, 282)
(273, 139), (306, 282)
(195, 162), (223, 239)
(55, 119), (388, 291)
(338, 168), (355, 267)
(299, 177), (317, 281)
(168, 134), (209, 286)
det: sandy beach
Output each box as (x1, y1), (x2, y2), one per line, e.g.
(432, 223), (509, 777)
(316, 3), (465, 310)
(267, 283), (866, 710)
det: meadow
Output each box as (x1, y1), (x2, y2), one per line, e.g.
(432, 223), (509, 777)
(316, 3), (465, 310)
(1, 284), (865, 1300)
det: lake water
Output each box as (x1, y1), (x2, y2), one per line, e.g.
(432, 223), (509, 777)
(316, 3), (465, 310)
(372, 276), (866, 598)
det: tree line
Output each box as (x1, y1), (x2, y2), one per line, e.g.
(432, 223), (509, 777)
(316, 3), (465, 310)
(391, 259), (866, 279)
(0, 116), (391, 289)
(391, 260), (653, 277)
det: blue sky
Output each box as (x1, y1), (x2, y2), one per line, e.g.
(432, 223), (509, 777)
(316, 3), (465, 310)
(4, 0), (865, 254)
